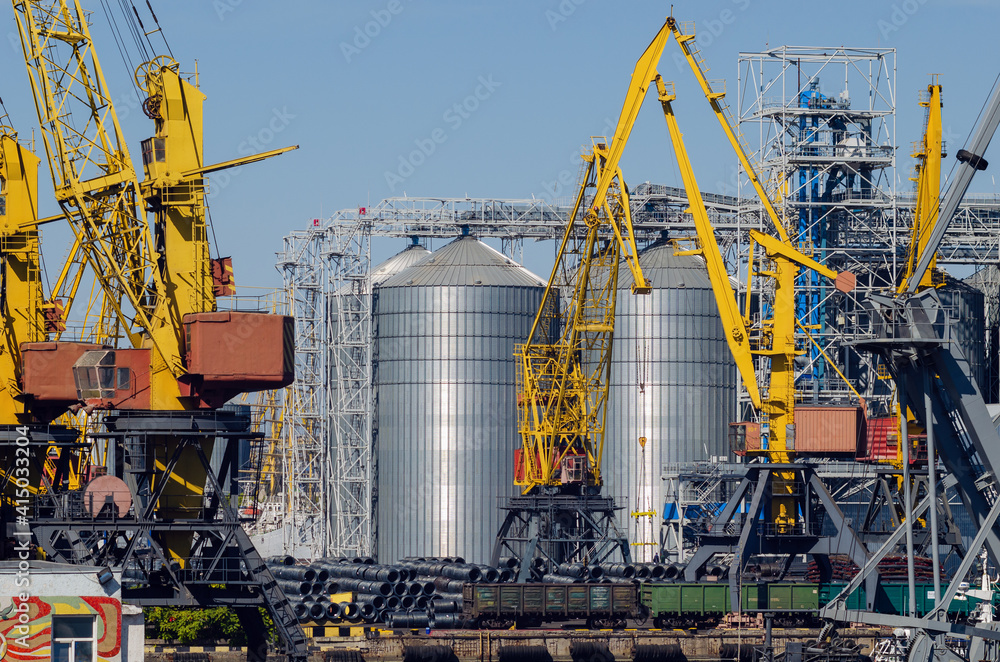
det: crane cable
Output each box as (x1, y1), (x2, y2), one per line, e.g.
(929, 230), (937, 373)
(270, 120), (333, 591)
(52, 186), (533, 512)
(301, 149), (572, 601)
(634, 334), (656, 559)
(99, 0), (176, 105)
(117, 0), (152, 62)
(96, 2), (222, 263)
(99, 0), (144, 105)
(139, 0), (175, 59)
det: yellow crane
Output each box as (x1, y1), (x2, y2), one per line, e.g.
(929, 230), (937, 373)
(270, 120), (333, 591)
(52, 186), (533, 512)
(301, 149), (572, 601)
(513, 28), (660, 495)
(0, 109), (99, 504)
(663, 18), (862, 530)
(901, 78), (945, 294)
(13, 0), (295, 564)
(600, 20), (871, 603)
(513, 14), (857, 528)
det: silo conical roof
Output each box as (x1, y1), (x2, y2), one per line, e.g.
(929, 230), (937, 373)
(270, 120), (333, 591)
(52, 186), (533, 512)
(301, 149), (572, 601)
(616, 237), (713, 290)
(336, 242), (431, 295)
(370, 243), (432, 286)
(380, 235), (544, 288)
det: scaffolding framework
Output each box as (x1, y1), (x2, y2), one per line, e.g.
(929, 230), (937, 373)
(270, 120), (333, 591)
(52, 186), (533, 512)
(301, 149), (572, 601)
(327, 221), (375, 558)
(738, 47), (899, 412)
(277, 233), (333, 557)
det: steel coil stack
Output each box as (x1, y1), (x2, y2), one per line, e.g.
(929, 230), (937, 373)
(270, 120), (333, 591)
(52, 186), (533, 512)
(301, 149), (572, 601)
(267, 556), (699, 629)
(265, 556), (511, 628)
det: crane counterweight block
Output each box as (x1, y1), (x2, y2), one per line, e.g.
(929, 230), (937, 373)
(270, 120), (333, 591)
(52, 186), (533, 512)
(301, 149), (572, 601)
(835, 271), (856, 293)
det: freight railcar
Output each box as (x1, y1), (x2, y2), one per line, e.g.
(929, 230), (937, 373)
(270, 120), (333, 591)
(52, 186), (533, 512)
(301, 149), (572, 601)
(462, 583), (640, 628)
(459, 581), (985, 630)
(643, 581), (984, 628)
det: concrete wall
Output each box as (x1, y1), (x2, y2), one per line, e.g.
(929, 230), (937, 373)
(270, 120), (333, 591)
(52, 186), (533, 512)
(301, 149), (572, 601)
(122, 604), (145, 662)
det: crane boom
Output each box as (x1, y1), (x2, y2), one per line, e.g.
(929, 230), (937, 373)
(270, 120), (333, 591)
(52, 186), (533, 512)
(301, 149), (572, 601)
(514, 23), (674, 494)
(12, 0), (164, 351)
(655, 77), (760, 408)
(906, 77), (1000, 293)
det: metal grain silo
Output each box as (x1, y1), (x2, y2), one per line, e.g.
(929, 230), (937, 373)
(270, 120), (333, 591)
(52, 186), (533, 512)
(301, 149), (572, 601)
(373, 234), (545, 563)
(603, 236), (736, 562)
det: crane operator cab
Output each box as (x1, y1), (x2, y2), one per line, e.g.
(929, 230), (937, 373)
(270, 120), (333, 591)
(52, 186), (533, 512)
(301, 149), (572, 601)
(72, 348), (151, 410)
(64, 311), (294, 411)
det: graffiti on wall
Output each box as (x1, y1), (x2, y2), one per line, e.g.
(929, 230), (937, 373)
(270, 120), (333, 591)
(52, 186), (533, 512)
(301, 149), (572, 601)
(0, 596), (121, 662)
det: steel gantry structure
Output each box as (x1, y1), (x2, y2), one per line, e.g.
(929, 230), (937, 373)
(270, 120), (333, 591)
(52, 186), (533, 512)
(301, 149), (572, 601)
(276, 172), (1000, 558)
(272, 189), (738, 559)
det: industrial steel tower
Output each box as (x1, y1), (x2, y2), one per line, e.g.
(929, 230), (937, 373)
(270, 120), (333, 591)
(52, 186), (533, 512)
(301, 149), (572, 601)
(737, 47), (898, 413)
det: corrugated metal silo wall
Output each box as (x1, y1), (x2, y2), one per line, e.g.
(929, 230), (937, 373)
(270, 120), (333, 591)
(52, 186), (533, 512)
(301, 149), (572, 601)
(940, 281), (986, 395)
(603, 244), (736, 562)
(373, 283), (543, 564)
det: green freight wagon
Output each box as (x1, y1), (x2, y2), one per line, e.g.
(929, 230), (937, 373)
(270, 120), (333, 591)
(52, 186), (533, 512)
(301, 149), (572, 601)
(463, 583), (637, 628)
(875, 582), (980, 617)
(761, 583), (820, 611)
(641, 583), (732, 627)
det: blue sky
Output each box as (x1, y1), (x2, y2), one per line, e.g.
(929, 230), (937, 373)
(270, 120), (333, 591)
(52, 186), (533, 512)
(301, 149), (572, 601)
(2, 0), (999, 289)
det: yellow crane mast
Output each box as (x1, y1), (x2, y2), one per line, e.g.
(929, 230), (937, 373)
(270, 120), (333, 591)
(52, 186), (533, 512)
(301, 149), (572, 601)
(513, 27), (661, 495)
(0, 110), (97, 505)
(901, 78), (944, 294)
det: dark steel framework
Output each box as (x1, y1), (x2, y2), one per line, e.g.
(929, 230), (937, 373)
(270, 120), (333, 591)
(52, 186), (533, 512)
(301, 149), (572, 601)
(490, 494), (631, 579)
(21, 411), (307, 662)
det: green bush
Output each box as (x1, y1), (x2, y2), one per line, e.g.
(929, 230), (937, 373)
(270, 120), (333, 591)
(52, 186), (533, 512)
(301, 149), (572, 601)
(144, 607), (276, 645)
